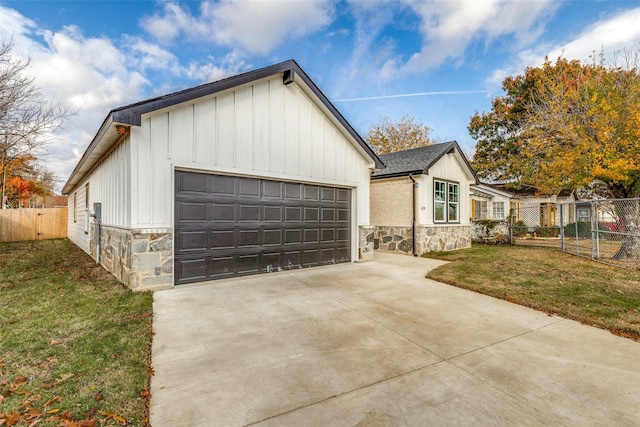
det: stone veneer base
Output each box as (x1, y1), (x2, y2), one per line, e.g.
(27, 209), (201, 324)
(372, 225), (471, 255)
(89, 225), (173, 291)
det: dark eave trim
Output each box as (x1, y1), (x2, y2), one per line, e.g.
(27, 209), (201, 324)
(371, 170), (424, 180)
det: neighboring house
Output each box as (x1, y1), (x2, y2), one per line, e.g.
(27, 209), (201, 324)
(470, 183), (512, 220)
(369, 141), (478, 255)
(472, 183), (575, 228)
(62, 60), (383, 290)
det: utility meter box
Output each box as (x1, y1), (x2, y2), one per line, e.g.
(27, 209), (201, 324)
(93, 202), (102, 221)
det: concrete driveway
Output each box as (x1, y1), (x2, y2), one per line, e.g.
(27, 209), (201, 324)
(150, 253), (640, 426)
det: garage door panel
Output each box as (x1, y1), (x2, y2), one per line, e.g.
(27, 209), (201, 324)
(263, 205), (282, 221)
(211, 175), (235, 195)
(263, 181), (282, 198)
(179, 173), (208, 193)
(263, 229), (282, 245)
(285, 229), (301, 244)
(263, 253), (281, 271)
(321, 187), (336, 202)
(304, 228), (319, 243)
(179, 203), (207, 221)
(210, 256), (235, 277)
(337, 189), (350, 202)
(285, 183), (301, 199)
(239, 178), (260, 197)
(211, 230), (234, 248)
(239, 205), (260, 221)
(239, 230), (259, 247)
(304, 207), (319, 222)
(179, 231), (208, 251)
(285, 207), (301, 221)
(321, 248), (335, 263)
(177, 259), (207, 282)
(213, 204), (235, 221)
(303, 186), (319, 201)
(283, 251), (301, 269)
(175, 171), (351, 284)
(237, 255), (259, 273)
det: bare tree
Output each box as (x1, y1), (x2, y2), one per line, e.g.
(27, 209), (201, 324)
(0, 39), (74, 207)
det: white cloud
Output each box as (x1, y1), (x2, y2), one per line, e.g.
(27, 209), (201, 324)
(0, 8), (151, 190)
(489, 6), (640, 86)
(389, 0), (557, 74)
(141, 0), (335, 55)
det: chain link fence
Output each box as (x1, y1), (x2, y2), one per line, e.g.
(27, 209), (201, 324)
(510, 198), (640, 269)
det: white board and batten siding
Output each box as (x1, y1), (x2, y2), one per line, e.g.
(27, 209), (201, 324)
(417, 152), (475, 226)
(67, 138), (132, 253)
(130, 75), (373, 231)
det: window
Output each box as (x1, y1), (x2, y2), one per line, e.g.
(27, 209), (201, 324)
(434, 180), (459, 223)
(84, 183), (90, 235)
(474, 200), (487, 220)
(492, 202), (505, 220)
(577, 207), (590, 223)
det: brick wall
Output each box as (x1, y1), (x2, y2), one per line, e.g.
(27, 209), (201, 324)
(370, 177), (414, 226)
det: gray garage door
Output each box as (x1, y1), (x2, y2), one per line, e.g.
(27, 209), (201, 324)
(174, 171), (351, 284)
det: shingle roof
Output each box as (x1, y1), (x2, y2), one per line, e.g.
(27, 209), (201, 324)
(372, 141), (475, 180)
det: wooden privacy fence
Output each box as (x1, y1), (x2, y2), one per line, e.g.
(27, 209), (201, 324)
(0, 208), (68, 242)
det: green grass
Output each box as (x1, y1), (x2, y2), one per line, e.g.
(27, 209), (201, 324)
(424, 244), (640, 341)
(0, 239), (153, 426)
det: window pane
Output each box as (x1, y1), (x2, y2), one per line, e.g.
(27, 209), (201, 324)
(493, 202), (504, 219)
(434, 202), (445, 221)
(449, 203), (458, 222)
(448, 183), (459, 203)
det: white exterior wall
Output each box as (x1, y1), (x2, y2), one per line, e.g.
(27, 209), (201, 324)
(67, 138), (132, 255)
(416, 153), (474, 226)
(129, 75), (373, 234)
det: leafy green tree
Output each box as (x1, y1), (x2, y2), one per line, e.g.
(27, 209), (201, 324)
(366, 115), (434, 154)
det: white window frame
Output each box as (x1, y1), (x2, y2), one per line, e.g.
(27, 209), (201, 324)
(492, 202), (505, 220)
(434, 179), (460, 223)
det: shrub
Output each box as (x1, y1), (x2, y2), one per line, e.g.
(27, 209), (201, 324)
(512, 220), (528, 237)
(534, 226), (561, 238)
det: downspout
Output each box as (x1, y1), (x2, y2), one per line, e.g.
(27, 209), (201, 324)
(409, 174), (417, 256)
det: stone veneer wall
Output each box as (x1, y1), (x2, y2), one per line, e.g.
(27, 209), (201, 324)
(373, 225), (471, 255)
(89, 224), (173, 291)
(358, 225), (375, 261)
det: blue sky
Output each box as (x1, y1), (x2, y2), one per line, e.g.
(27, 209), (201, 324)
(2, 0), (640, 191)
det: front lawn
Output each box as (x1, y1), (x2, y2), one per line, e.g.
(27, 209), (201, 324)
(424, 244), (640, 341)
(0, 239), (153, 426)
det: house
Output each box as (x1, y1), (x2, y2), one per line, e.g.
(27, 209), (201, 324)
(369, 141), (478, 255)
(470, 183), (512, 220)
(62, 60), (383, 290)
(471, 183), (576, 228)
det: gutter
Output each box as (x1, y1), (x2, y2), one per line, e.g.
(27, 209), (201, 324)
(409, 174), (418, 257)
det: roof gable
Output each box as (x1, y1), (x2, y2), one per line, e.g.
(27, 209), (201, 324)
(63, 60), (382, 194)
(372, 141), (478, 182)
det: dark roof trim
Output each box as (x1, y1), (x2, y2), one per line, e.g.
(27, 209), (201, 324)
(109, 59), (383, 168)
(371, 169), (424, 180)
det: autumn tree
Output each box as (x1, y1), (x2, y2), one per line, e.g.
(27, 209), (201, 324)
(469, 53), (640, 259)
(366, 115), (435, 154)
(0, 39), (72, 206)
